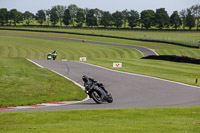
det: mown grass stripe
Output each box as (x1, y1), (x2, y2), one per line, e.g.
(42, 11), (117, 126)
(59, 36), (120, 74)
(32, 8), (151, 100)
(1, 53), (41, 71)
(2, 46), (9, 57)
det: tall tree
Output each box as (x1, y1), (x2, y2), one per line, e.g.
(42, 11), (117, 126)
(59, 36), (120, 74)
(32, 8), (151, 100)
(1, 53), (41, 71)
(68, 4), (78, 27)
(155, 8), (169, 29)
(179, 9), (187, 30)
(100, 11), (112, 28)
(76, 8), (85, 27)
(86, 9), (97, 27)
(94, 8), (103, 27)
(128, 10), (139, 29)
(170, 11), (182, 29)
(35, 10), (46, 25)
(0, 8), (8, 26)
(63, 9), (71, 26)
(50, 7), (59, 26)
(9, 9), (23, 26)
(53, 5), (66, 26)
(140, 10), (155, 29)
(23, 11), (34, 25)
(83, 8), (89, 17)
(112, 11), (123, 28)
(45, 9), (51, 26)
(190, 4), (200, 30)
(122, 9), (129, 28)
(186, 9), (196, 30)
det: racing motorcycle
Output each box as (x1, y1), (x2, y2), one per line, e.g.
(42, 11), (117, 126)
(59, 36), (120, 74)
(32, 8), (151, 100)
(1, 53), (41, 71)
(52, 51), (57, 60)
(82, 75), (113, 104)
(47, 53), (52, 60)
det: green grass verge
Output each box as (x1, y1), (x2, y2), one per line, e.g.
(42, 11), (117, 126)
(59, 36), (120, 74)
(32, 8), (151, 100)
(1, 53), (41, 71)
(3, 27), (200, 46)
(0, 57), (86, 107)
(0, 107), (200, 133)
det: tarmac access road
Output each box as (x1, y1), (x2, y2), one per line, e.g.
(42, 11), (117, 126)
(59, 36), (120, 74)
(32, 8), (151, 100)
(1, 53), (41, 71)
(1, 59), (200, 112)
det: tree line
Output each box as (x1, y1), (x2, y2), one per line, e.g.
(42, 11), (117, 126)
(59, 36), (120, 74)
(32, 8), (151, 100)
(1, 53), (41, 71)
(0, 4), (200, 30)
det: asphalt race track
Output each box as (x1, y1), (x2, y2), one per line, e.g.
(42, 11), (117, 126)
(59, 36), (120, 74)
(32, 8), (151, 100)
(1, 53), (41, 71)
(1, 35), (200, 112)
(1, 59), (200, 112)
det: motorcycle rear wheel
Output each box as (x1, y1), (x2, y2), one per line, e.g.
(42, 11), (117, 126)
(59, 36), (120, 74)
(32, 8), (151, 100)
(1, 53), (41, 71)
(91, 90), (103, 104)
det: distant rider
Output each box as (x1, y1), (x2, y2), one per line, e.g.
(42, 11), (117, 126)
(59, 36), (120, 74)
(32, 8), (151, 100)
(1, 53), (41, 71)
(52, 50), (58, 60)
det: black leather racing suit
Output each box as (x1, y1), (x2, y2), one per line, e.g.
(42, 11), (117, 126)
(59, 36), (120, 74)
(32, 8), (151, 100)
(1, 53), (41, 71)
(84, 78), (108, 99)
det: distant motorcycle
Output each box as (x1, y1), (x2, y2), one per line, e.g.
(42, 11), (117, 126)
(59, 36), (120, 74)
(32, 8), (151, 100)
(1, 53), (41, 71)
(82, 75), (113, 104)
(47, 53), (52, 60)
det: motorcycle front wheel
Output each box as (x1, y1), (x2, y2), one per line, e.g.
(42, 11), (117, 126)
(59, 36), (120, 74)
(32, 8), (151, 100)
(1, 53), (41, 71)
(106, 93), (113, 103)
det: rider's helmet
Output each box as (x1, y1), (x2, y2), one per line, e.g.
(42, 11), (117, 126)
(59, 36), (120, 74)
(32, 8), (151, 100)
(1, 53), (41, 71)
(82, 75), (88, 82)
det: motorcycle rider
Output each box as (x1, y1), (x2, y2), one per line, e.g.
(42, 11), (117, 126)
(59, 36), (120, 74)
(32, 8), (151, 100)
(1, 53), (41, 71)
(52, 50), (58, 60)
(82, 75), (108, 94)
(82, 75), (92, 93)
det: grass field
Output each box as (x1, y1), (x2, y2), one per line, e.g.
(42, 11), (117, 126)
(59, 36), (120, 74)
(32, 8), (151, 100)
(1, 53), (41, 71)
(0, 57), (86, 107)
(1, 30), (200, 59)
(3, 27), (200, 46)
(1, 30), (200, 132)
(0, 107), (200, 133)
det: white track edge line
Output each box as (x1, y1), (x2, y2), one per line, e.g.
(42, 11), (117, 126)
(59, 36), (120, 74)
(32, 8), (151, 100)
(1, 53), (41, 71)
(24, 59), (90, 108)
(77, 61), (200, 89)
(27, 58), (44, 68)
(149, 48), (159, 56)
(49, 69), (90, 101)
